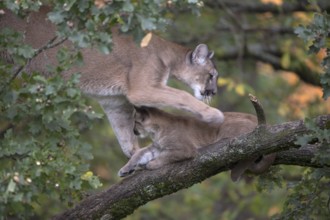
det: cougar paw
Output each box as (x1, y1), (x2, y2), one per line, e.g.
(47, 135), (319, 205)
(203, 108), (225, 124)
(118, 165), (136, 177)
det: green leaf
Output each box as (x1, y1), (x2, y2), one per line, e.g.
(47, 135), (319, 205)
(17, 45), (35, 59)
(48, 10), (66, 24)
(63, 0), (77, 11)
(122, 1), (134, 12)
(66, 88), (78, 98)
(7, 179), (16, 193)
(137, 15), (157, 31)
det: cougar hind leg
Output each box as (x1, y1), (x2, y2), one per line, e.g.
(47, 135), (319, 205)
(97, 96), (140, 158)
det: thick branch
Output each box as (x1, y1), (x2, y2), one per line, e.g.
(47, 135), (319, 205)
(54, 114), (330, 220)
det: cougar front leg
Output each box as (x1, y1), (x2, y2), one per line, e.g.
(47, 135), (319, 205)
(97, 96), (140, 158)
(146, 145), (197, 170)
(118, 145), (158, 177)
(127, 86), (224, 124)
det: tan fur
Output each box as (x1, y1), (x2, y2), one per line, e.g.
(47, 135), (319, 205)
(1, 7), (224, 158)
(119, 108), (265, 177)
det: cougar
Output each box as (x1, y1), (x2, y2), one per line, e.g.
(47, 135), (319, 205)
(0, 7), (224, 158)
(118, 107), (275, 181)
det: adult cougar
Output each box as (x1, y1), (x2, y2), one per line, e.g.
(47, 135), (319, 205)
(1, 7), (224, 158)
(118, 107), (275, 181)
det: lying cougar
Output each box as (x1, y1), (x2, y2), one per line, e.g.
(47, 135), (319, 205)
(118, 107), (275, 181)
(1, 6), (224, 158)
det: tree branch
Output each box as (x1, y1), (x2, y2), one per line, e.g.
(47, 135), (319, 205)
(205, 0), (330, 14)
(274, 144), (324, 168)
(54, 114), (330, 220)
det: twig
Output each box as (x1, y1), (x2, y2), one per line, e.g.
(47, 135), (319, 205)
(218, 1), (246, 75)
(0, 153), (29, 161)
(0, 36), (67, 93)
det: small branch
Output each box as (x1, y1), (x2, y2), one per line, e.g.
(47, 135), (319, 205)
(32, 36), (67, 58)
(23, 36), (67, 76)
(0, 153), (29, 161)
(215, 26), (294, 35)
(0, 36), (67, 92)
(54, 114), (330, 220)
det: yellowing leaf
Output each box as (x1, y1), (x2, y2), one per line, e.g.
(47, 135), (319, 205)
(235, 84), (245, 96)
(217, 78), (230, 86)
(140, 33), (152, 47)
(281, 52), (291, 69)
(81, 171), (93, 180)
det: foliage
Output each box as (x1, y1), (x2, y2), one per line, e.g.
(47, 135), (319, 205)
(274, 118), (330, 219)
(295, 12), (330, 99)
(0, 72), (103, 218)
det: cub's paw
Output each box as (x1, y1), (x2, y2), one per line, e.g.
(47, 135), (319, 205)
(118, 165), (136, 177)
(202, 108), (225, 124)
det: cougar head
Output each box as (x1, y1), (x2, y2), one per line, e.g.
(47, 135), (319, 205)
(133, 107), (164, 139)
(133, 107), (153, 138)
(181, 44), (218, 102)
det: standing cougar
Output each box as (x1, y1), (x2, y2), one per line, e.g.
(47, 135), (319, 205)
(118, 107), (275, 181)
(1, 7), (224, 158)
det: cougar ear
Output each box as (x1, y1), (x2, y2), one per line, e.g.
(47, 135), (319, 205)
(134, 106), (149, 121)
(191, 44), (209, 65)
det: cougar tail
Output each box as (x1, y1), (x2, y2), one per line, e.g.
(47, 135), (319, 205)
(230, 94), (276, 182)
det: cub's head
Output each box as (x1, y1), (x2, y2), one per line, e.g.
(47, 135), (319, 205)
(179, 44), (218, 102)
(133, 107), (173, 140)
(133, 107), (162, 139)
(133, 107), (150, 138)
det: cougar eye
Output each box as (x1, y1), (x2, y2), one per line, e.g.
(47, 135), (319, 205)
(209, 72), (215, 80)
(209, 69), (218, 78)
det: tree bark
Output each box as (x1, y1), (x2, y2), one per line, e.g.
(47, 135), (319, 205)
(53, 114), (330, 220)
